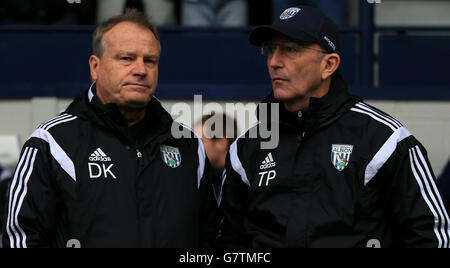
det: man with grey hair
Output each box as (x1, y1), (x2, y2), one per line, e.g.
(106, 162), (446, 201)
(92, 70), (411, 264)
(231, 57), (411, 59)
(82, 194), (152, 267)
(2, 9), (217, 248)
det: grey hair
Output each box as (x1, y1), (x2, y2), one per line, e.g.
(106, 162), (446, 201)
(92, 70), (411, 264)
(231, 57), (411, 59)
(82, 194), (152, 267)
(93, 8), (161, 58)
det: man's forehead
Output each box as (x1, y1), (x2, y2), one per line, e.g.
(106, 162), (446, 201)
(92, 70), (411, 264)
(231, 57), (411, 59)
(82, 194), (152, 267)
(102, 23), (159, 54)
(103, 22), (158, 47)
(108, 24), (147, 38)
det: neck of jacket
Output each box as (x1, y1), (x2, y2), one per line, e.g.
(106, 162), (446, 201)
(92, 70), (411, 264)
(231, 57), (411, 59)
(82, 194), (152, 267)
(64, 84), (174, 149)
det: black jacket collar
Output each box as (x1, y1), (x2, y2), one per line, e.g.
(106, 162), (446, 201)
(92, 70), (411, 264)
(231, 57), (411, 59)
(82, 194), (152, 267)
(258, 72), (361, 135)
(64, 84), (173, 147)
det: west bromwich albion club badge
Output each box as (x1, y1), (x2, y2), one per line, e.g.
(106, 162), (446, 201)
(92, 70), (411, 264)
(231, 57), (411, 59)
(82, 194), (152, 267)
(280, 7), (301, 20)
(160, 145), (182, 168)
(331, 144), (353, 171)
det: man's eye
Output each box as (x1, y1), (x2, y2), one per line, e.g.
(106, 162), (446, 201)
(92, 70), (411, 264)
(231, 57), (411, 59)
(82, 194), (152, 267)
(282, 46), (297, 53)
(121, 57), (132, 61)
(145, 58), (157, 64)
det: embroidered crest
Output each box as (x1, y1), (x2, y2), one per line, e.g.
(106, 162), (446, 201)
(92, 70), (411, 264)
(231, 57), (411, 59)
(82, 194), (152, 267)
(280, 7), (301, 20)
(160, 145), (182, 168)
(331, 144), (353, 171)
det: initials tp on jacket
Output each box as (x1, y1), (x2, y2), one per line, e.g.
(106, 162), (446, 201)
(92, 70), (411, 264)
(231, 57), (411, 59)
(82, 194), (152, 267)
(217, 73), (450, 248)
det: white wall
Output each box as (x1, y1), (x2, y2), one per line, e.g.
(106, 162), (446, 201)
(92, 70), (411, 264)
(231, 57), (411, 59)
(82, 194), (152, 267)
(366, 100), (450, 178)
(375, 0), (450, 26)
(0, 98), (449, 177)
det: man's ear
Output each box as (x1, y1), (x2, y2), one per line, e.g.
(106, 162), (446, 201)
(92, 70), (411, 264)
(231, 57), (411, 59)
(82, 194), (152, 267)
(89, 55), (100, 82)
(321, 53), (340, 80)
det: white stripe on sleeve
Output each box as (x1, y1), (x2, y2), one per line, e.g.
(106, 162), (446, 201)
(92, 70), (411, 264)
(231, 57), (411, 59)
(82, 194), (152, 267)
(29, 128), (76, 182)
(173, 121), (205, 189)
(410, 146), (450, 248)
(6, 148), (37, 248)
(409, 148), (442, 247)
(196, 135), (206, 189)
(227, 122), (260, 187)
(229, 141), (250, 187)
(15, 148), (38, 248)
(412, 146), (450, 248)
(6, 147), (30, 248)
(364, 127), (411, 185)
(350, 107), (397, 131)
(39, 114), (71, 130)
(355, 103), (402, 129)
(43, 116), (77, 131)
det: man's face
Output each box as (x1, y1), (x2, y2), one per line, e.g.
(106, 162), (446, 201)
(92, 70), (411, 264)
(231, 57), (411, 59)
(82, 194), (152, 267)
(89, 22), (160, 109)
(266, 34), (324, 106)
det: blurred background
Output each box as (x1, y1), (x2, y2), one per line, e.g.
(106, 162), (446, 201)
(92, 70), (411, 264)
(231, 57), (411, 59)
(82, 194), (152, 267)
(0, 0), (449, 204)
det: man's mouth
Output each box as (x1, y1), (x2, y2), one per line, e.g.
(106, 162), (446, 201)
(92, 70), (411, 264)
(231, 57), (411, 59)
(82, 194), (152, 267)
(272, 77), (288, 83)
(124, 82), (150, 88)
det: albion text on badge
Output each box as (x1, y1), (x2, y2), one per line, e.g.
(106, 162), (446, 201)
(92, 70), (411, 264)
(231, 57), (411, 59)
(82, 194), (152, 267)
(331, 144), (353, 171)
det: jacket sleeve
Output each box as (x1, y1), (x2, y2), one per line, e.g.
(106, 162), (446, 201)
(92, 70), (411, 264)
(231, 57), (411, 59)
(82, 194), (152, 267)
(2, 139), (59, 248)
(215, 151), (252, 248)
(386, 137), (450, 248)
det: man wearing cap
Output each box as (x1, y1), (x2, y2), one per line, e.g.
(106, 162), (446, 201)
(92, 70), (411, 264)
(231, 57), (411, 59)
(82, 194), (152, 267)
(216, 6), (450, 248)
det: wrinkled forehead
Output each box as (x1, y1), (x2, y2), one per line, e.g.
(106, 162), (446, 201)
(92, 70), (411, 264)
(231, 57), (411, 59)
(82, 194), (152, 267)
(105, 23), (155, 43)
(101, 22), (160, 55)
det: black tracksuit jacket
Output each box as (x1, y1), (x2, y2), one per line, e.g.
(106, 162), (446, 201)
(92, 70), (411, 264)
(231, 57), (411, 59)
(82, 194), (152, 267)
(217, 73), (450, 248)
(2, 85), (217, 248)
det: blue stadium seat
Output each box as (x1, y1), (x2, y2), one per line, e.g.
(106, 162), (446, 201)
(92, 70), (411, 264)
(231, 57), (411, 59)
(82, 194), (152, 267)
(0, 27), (92, 98)
(0, 26), (359, 100)
(379, 35), (450, 86)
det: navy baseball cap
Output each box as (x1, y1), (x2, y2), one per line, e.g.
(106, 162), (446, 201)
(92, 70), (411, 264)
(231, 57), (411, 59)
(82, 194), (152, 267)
(249, 5), (341, 55)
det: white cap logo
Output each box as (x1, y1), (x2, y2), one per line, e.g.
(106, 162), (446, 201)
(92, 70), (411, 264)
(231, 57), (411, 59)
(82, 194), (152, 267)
(324, 36), (336, 51)
(280, 7), (301, 20)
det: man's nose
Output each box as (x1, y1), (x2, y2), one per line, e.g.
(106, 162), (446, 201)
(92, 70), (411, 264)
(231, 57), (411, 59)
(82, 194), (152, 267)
(268, 47), (284, 70)
(131, 59), (147, 76)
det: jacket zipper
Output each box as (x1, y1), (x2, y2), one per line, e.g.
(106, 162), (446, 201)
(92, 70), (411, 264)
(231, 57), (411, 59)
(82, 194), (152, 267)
(135, 145), (142, 246)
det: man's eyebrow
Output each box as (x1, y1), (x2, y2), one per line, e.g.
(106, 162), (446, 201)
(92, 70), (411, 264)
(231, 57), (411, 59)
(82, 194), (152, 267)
(117, 51), (136, 56)
(117, 50), (158, 56)
(144, 55), (158, 60)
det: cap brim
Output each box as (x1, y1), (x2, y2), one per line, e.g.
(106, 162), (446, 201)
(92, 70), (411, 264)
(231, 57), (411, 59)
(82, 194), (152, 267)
(249, 25), (318, 46)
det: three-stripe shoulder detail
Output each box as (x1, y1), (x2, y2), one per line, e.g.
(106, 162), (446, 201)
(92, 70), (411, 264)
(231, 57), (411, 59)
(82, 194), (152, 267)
(350, 102), (403, 131)
(29, 114), (77, 182)
(37, 113), (78, 131)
